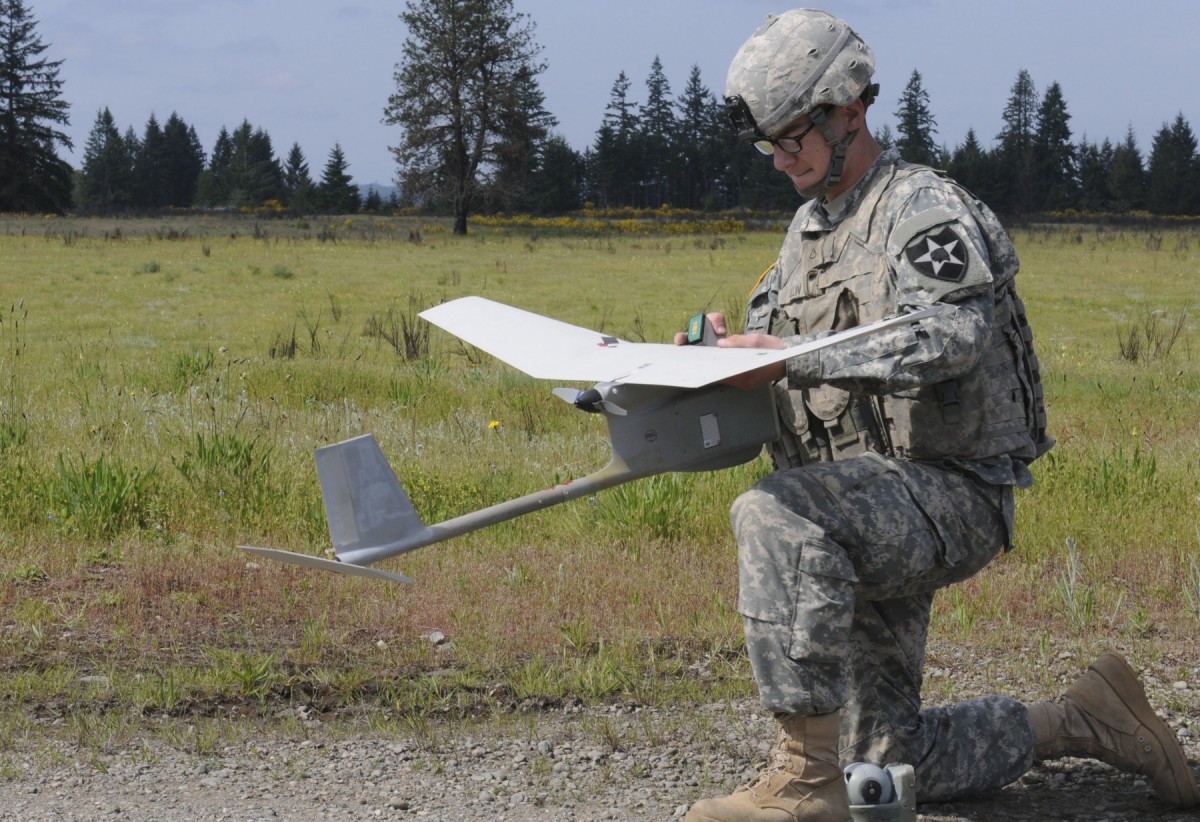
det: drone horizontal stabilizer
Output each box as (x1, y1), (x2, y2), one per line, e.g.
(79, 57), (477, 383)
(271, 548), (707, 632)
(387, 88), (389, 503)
(240, 544), (414, 583)
(420, 296), (948, 389)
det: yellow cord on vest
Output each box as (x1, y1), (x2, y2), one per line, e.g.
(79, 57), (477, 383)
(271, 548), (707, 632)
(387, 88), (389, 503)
(750, 262), (777, 297)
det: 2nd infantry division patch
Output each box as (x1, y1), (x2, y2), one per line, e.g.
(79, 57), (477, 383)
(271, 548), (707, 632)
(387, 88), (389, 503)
(905, 226), (968, 282)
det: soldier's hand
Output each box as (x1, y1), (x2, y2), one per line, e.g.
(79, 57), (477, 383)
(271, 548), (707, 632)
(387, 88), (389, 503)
(673, 312), (728, 346)
(718, 332), (787, 390)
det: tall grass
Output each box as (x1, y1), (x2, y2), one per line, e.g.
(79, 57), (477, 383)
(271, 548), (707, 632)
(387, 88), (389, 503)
(0, 216), (1197, 737)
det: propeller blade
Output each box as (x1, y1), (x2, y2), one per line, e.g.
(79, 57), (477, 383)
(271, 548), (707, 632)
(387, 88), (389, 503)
(551, 386), (627, 416)
(552, 387), (581, 405)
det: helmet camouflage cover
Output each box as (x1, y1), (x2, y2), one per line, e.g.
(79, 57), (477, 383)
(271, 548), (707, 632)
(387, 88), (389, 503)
(726, 8), (876, 142)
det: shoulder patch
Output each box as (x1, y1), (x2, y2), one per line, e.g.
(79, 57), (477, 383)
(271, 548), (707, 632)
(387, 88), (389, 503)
(904, 226), (969, 283)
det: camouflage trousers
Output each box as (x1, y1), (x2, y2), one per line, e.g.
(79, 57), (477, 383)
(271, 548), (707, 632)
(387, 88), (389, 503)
(732, 451), (1035, 800)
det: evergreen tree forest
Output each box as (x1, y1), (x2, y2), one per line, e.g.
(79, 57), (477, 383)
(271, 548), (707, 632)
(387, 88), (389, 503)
(3, 0), (1199, 219)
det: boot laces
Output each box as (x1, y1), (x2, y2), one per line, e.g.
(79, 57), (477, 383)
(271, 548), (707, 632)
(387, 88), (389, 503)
(761, 725), (800, 781)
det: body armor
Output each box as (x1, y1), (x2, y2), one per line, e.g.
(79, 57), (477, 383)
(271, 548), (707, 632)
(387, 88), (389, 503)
(748, 159), (1051, 469)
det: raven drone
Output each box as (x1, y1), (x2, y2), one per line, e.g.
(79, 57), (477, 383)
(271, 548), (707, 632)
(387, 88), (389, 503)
(243, 296), (944, 583)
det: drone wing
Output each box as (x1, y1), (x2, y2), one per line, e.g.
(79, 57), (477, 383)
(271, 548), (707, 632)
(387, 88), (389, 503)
(420, 296), (945, 390)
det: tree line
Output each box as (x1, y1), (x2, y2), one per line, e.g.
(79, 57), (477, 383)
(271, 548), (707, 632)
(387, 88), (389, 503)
(492, 63), (1200, 221)
(74, 109), (381, 215)
(2, 0), (1198, 222)
(363, 0), (1200, 229)
(892, 68), (1200, 217)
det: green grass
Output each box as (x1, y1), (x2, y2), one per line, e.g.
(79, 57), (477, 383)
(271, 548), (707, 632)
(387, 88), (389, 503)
(0, 215), (1197, 752)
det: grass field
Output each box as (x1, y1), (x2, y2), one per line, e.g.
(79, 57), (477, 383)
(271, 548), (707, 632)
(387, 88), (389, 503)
(0, 213), (1197, 759)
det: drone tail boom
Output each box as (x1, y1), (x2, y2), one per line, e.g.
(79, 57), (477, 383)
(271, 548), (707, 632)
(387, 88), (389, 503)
(245, 382), (781, 582)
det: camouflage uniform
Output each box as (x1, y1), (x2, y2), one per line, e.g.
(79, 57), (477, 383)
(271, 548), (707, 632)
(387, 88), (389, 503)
(736, 147), (1052, 800)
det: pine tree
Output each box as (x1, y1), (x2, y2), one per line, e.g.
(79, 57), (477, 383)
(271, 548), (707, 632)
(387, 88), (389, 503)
(701, 79), (741, 210)
(1076, 136), (1114, 212)
(283, 142), (316, 212)
(198, 126), (234, 206)
(362, 187), (384, 214)
(0, 0), (73, 212)
(674, 65), (713, 210)
(317, 143), (359, 214)
(384, 0), (549, 234)
(602, 71), (639, 141)
(78, 107), (133, 212)
(1107, 126), (1146, 212)
(874, 123), (894, 152)
(225, 120), (284, 207)
(588, 71), (640, 207)
(893, 69), (938, 166)
(1034, 82), (1077, 210)
(995, 69), (1038, 213)
(948, 129), (998, 202)
(638, 56), (675, 207)
(132, 113), (166, 209)
(161, 113), (204, 208)
(488, 61), (556, 213)
(1147, 113), (1200, 215)
(122, 126), (141, 164)
(530, 134), (580, 214)
(671, 64), (742, 211)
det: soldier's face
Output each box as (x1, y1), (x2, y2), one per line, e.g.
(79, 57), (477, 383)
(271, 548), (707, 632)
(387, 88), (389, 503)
(772, 117), (833, 198)
(772, 106), (858, 199)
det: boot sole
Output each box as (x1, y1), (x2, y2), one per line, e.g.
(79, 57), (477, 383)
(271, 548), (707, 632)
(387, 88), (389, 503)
(1090, 653), (1200, 808)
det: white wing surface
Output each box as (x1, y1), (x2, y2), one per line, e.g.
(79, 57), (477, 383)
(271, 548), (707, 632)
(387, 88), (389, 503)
(420, 296), (946, 390)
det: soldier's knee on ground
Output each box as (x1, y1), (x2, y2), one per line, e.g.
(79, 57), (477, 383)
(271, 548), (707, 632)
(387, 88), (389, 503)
(731, 487), (773, 538)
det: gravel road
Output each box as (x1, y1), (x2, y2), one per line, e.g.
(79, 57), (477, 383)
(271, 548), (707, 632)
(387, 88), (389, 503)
(3, 690), (1197, 822)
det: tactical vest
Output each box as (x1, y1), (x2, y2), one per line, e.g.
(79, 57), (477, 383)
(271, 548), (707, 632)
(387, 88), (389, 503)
(750, 161), (1052, 469)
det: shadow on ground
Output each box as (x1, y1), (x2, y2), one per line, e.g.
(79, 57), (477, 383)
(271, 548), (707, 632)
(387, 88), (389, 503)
(919, 760), (1199, 821)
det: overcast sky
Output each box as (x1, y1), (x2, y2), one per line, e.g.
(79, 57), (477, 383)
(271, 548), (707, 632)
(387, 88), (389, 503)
(35, 0), (1199, 189)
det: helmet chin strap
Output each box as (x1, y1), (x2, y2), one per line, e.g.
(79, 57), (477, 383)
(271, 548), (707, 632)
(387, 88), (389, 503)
(801, 106), (859, 200)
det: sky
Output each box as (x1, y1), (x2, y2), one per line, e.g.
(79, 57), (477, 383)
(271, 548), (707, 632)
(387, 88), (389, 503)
(33, 0), (1200, 190)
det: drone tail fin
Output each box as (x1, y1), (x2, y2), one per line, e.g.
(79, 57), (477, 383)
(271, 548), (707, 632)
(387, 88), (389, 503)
(315, 434), (427, 565)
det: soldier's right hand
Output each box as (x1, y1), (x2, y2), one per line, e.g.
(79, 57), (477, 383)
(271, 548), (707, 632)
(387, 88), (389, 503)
(673, 312), (728, 346)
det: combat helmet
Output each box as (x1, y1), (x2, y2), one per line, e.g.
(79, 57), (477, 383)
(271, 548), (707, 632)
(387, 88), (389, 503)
(726, 9), (878, 191)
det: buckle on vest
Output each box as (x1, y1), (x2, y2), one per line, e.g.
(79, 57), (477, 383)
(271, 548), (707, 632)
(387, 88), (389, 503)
(936, 381), (963, 424)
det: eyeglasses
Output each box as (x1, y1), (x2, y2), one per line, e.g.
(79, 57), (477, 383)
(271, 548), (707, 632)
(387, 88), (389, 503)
(753, 121), (818, 156)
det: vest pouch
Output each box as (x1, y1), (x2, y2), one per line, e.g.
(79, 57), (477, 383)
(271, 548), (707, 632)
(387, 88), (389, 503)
(770, 283), (876, 462)
(805, 384), (865, 453)
(768, 384), (825, 468)
(773, 384), (811, 439)
(806, 384), (850, 421)
(885, 377), (985, 459)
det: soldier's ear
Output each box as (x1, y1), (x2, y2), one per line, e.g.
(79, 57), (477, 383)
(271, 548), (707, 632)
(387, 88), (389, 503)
(840, 99), (867, 131)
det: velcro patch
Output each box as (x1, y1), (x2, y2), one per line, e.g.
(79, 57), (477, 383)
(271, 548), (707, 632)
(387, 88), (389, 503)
(904, 226), (969, 283)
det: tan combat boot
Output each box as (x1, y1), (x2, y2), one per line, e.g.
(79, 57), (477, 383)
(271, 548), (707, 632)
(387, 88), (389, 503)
(686, 712), (848, 822)
(1028, 652), (1199, 808)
